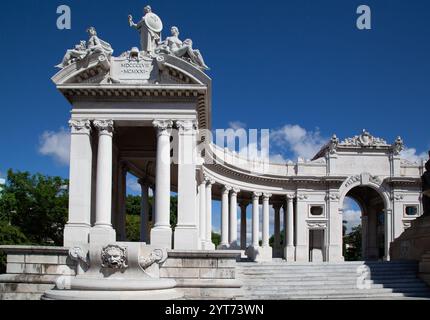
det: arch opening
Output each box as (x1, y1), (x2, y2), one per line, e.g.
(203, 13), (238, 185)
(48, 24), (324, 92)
(343, 186), (386, 261)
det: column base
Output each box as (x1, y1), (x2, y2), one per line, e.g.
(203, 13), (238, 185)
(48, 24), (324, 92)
(151, 227), (172, 249)
(228, 242), (241, 250)
(246, 245), (272, 262)
(202, 241), (215, 250)
(284, 245), (296, 262)
(328, 244), (344, 262)
(174, 226), (199, 250)
(63, 223), (91, 247)
(89, 226), (116, 246)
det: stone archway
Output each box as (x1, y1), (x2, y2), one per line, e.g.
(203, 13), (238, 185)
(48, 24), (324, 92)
(343, 186), (386, 261)
(338, 173), (393, 261)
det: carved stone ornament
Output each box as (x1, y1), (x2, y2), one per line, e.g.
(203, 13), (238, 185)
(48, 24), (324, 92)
(69, 120), (91, 133)
(345, 175), (361, 188)
(392, 136), (404, 155)
(101, 244), (129, 270)
(340, 129), (388, 148)
(69, 247), (89, 267)
(139, 249), (167, 270)
(326, 193), (340, 201)
(329, 134), (340, 154)
(93, 119), (114, 133)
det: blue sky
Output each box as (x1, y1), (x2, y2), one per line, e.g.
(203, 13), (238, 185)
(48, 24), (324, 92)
(1, 0), (429, 235)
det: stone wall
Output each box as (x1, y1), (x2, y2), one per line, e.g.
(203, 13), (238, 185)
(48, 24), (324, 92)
(161, 250), (242, 299)
(0, 246), (75, 300)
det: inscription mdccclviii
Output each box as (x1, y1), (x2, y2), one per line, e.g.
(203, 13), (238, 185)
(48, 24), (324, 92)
(110, 57), (158, 83)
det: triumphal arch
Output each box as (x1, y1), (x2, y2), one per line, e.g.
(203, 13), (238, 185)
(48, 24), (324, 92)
(0, 5), (428, 300)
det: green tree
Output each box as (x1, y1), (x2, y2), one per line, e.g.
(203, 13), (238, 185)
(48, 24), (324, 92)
(343, 225), (362, 261)
(0, 170), (68, 246)
(0, 221), (30, 273)
(211, 232), (221, 247)
(124, 195), (178, 241)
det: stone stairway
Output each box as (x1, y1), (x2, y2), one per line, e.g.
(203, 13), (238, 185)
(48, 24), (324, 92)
(237, 260), (430, 300)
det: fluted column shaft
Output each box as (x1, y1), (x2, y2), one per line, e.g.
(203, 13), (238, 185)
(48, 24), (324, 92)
(151, 120), (173, 248)
(262, 194), (271, 247)
(205, 179), (214, 245)
(94, 120), (114, 228)
(220, 186), (231, 246)
(287, 195), (294, 247)
(229, 189), (240, 246)
(199, 180), (206, 243)
(273, 204), (281, 253)
(252, 193), (261, 247)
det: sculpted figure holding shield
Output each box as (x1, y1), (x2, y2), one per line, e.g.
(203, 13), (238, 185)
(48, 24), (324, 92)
(128, 5), (163, 54)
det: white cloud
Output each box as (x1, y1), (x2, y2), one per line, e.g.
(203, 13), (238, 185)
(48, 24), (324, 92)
(343, 198), (362, 233)
(400, 147), (427, 164)
(38, 128), (71, 165)
(228, 121), (247, 130)
(271, 124), (327, 161)
(126, 175), (154, 196)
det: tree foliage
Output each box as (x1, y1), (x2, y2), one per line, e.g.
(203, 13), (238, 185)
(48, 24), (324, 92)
(0, 170), (68, 246)
(343, 225), (362, 261)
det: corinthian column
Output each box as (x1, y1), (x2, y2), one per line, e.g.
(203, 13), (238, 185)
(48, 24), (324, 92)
(229, 188), (240, 248)
(273, 203), (282, 258)
(93, 120), (114, 230)
(240, 202), (249, 250)
(260, 193), (273, 261)
(251, 192), (261, 247)
(204, 178), (215, 250)
(64, 119), (92, 247)
(285, 194), (296, 261)
(150, 120), (173, 249)
(199, 179), (206, 248)
(219, 185), (231, 248)
(175, 120), (199, 249)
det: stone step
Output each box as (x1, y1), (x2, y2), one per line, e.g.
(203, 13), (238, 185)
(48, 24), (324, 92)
(239, 293), (430, 300)
(0, 283), (53, 293)
(242, 281), (428, 289)
(241, 287), (430, 296)
(0, 292), (42, 300)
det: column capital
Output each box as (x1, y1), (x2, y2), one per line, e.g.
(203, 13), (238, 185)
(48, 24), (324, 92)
(69, 119), (91, 134)
(153, 120), (173, 133)
(231, 188), (241, 195)
(93, 120), (114, 135)
(286, 193), (296, 201)
(204, 175), (215, 186)
(252, 192), (262, 200)
(176, 120), (197, 133)
(263, 193), (272, 200)
(222, 185), (232, 194)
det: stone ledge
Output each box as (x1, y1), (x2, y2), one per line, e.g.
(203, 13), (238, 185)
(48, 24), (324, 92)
(0, 274), (60, 284)
(174, 278), (242, 288)
(0, 245), (69, 255)
(167, 250), (241, 259)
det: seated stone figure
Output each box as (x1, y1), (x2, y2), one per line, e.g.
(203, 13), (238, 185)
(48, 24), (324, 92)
(422, 151), (430, 216)
(57, 41), (87, 68)
(57, 27), (113, 68)
(156, 26), (209, 70)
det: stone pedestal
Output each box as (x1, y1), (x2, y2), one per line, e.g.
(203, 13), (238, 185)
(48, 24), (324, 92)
(42, 242), (182, 300)
(245, 246), (272, 262)
(390, 216), (430, 261)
